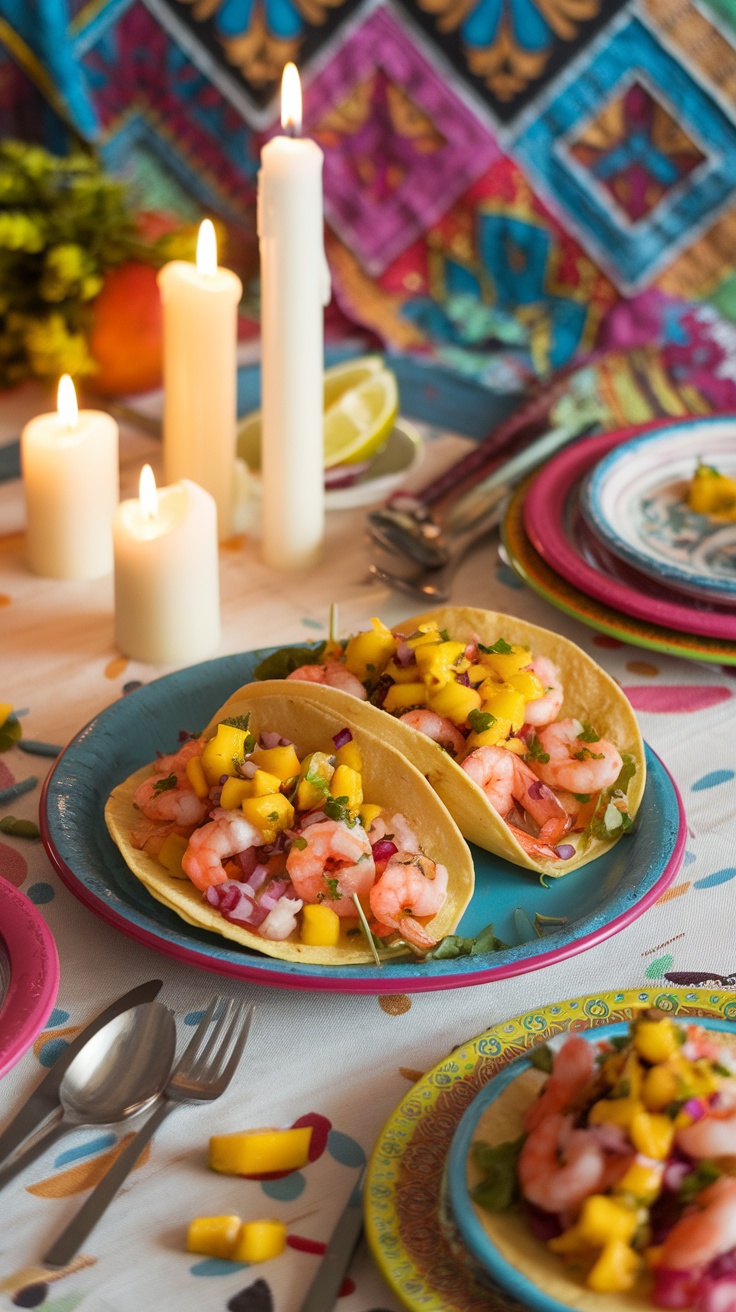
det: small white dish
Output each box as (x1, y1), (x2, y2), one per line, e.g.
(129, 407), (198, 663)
(582, 417), (736, 605)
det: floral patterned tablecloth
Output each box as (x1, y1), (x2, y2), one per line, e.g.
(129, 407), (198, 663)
(1, 384), (735, 1312)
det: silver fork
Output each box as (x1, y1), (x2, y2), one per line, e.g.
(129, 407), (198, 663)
(43, 996), (255, 1268)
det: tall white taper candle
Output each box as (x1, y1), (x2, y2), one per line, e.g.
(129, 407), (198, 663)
(258, 62), (331, 570)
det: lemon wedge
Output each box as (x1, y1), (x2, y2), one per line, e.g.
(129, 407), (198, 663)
(237, 356), (398, 471)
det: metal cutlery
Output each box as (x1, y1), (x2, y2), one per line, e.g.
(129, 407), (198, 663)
(369, 499), (505, 601)
(0, 1000), (175, 1193)
(43, 995), (255, 1268)
(297, 1168), (365, 1312)
(0, 979), (163, 1171)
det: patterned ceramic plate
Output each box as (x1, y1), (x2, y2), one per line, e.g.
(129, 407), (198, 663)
(41, 647), (684, 994)
(0, 880), (59, 1079)
(503, 482), (736, 665)
(582, 418), (736, 605)
(524, 425), (736, 641)
(365, 988), (736, 1312)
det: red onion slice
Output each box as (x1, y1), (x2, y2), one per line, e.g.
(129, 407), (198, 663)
(555, 844), (575, 860)
(372, 839), (398, 863)
(259, 731), (281, 750)
(333, 728), (352, 749)
(395, 642), (415, 668)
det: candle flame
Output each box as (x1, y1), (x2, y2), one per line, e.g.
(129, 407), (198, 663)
(196, 219), (217, 276)
(281, 62), (302, 135)
(139, 464), (158, 520)
(57, 375), (78, 430)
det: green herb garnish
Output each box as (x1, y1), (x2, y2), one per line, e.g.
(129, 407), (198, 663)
(290, 836), (307, 851)
(324, 877), (340, 900)
(324, 796), (356, 827)
(152, 773), (177, 795)
(253, 642), (326, 681)
(425, 920), (509, 960)
(577, 723), (600, 742)
(529, 1044), (554, 1073)
(468, 709), (496, 734)
(470, 1135), (525, 1213)
(222, 714), (250, 732)
(478, 637), (513, 655)
(572, 747), (605, 761)
(679, 1160), (722, 1203)
(614, 753), (637, 794)
(525, 735), (550, 764)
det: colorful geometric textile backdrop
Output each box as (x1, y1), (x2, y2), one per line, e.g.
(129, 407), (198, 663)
(2, 0), (736, 384)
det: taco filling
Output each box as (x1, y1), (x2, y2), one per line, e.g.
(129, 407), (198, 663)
(277, 613), (638, 866)
(469, 1011), (736, 1308)
(107, 704), (472, 963)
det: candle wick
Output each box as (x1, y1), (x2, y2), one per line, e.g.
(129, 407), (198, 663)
(284, 121), (299, 139)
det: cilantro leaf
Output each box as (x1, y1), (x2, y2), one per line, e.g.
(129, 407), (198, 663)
(529, 1044), (554, 1073)
(577, 722), (600, 743)
(253, 642), (326, 681)
(222, 714), (250, 732)
(468, 709), (496, 734)
(152, 773), (177, 795)
(324, 796), (356, 827)
(425, 920), (508, 960)
(478, 637), (513, 655)
(525, 735), (550, 764)
(324, 876), (340, 900)
(290, 836), (307, 851)
(679, 1160), (721, 1203)
(470, 1136), (525, 1212)
(614, 753), (637, 795)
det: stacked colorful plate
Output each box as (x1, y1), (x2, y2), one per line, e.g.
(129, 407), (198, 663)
(502, 416), (736, 664)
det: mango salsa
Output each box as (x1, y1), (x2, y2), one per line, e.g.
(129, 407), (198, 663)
(249, 744), (301, 783)
(301, 903), (341, 947)
(240, 793), (295, 844)
(343, 617), (396, 682)
(201, 723), (253, 787)
(231, 1219), (287, 1264)
(187, 1215), (242, 1259)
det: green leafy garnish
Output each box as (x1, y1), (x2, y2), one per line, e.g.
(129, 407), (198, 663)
(152, 773), (177, 795)
(324, 877), (340, 900)
(614, 753), (637, 794)
(529, 1044), (554, 1073)
(533, 912), (568, 936)
(573, 792), (591, 804)
(290, 836), (307, 851)
(0, 715), (22, 753)
(572, 747), (605, 761)
(577, 723), (600, 742)
(679, 1159), (721, 1203)
(0, 815), (40, 838)
(468, 709), (496, 734)
(425, 921), (508, 960)
(590, 801), (633, 840)
(712, 1061), (733, 1078)
(470, 1135), (525, 1213)
(253, 642), (326, 681)
(267, 811), (279, 822)
(304, 768), (331, 795)
(525, 735), (550, 764)
(324, 796), (356, 827)
(222, 714), (250, 732)
(478, 637), (513, 655)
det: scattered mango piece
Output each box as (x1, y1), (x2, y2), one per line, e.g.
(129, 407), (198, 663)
(231, 1219), (287, 1264)
(187, 1215), (241, 1259)
(210, 1126), (312, 1176)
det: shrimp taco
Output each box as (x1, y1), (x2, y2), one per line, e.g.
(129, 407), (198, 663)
(104, 686), (474, 965)
(242, 606), (646, 878)
(458, 1011), (736, 1311)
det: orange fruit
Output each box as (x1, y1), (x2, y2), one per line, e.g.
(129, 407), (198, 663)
(88, 261), (163, 395)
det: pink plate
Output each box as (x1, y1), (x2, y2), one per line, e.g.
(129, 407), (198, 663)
(0, 880), (59, 1079)
(524, 423), (736, 641)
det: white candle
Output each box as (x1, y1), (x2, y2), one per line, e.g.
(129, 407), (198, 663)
(158, 220), (242, 542)
(258, 62), (330, 571)
(113, 466), (220, 665)
(21, 375), (119, 580)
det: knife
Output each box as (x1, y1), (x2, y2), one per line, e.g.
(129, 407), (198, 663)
(0, 979), (163, 1169)
(297, 1168), (365, 1312)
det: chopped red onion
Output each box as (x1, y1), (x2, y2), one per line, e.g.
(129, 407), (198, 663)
(301, 810), (327, 828)
(696, 1275), (736, 1312)
(259, 894), (303, 940)
(587, 1122), (630, 1154)
(333, 728), (352, 749)
(652, 1269), (697, 1309)
(239, 759), (258, 779)
(246, 864), (270, 892)
(456, 671), (470, 687)
(708, 1254), (736, 1281)
(523, 1202), (563, 1240)
(663, 1159), (691, 1192)
(235, 847), (257, 880)
(372, 839), (398, 863)
(259, 878), (289, 910)
(684, 1097), (706, 1122)
(260, 731), (281, 750)
(555, 844), (575, 860)
(395, 642), (415, 668)
(219, 774), (229, 785)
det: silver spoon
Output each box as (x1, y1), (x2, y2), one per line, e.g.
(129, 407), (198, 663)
(368, 501), (504, 601)
(0, 1000), (176, 1191)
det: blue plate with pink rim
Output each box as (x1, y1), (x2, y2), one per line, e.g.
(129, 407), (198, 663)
(40, 646), (686, 994)
(444, 1012), (736, 1312)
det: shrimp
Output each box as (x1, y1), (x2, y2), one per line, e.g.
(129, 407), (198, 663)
(285, 819), (375, 915)
(676, 1107), (736, 1159)
(399, 710), (466, 758)
(531, 719), (623, 795)
(659, 1176), (736, 1271)
(368, 812), (421, 853)
(133, 772), (209, 827)
(523, 657), (564, 728)
(153, 737), (205, 775)
(182, 808), (262, 891)
(369, 850), (448, 949)
(462, 746), (569, 847)
(524, 1035), (597, 1132)
(286, 662), (367, 699)
(518, 1113), (606, 1214)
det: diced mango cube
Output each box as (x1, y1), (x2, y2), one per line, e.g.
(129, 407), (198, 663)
(614, 1159), (664, 1204)
(642, 1063), (680, 1112)
(201, 724), (253, 787)
(506, 670), (544, 702)
(414, 640), (467, 687)
(0, 702), (12, 729)
(481, 687), (526, 732)
(406, 624), (440, 650)
(343, 619), (396, 682)
(335, 740), (362, 773)
(301, 904), (341, 947)
(359, 803), (382, 830)
(384, 658), (422, 685)
(467, 664), (491, 688)
(210, 1126), (312, 1175)
(220, 777), (256, 810)
(185, 754), (209, 798)
(587, 1240), (641, 1293)
(296, 751), (334, 811)
(330, 764), (362, 813)
(427, 680), (481, 725)
(465, 719), (512, 751)
(499, 737), (527, 755)
(577, 1195), (638, 1246)
(629, 1110), (675, 1160)
(231, 1219), (287, 1264)
(383, 682), (427, 713)
(588, 1097), (644, 1130)
(250, 745), (301, 783)
(548, 1225), (591, 1255)
(478, 644), (531, 679)
(158, 832), (189, 879)
(633, 1017), (680, 1064)
(187, 1215), (242, 1259)
(241, 793), (295, 844)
